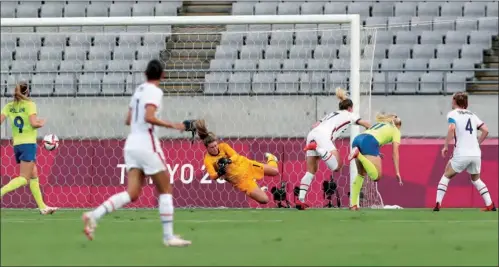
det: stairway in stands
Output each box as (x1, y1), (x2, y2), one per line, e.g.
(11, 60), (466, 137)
(470, 36), (499, 94)
(160, 1), (232, 94)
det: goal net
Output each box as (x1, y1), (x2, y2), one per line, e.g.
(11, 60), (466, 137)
(0, 15), (382, 209)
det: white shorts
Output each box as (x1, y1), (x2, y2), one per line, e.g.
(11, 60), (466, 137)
(305, 129), (336, 157)
(124, 149), (167, 175)
(450, 156), (481, 175)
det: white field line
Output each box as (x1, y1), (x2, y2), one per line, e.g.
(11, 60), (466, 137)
(339, 219), (498, 223)
(0, 218), (284, 224)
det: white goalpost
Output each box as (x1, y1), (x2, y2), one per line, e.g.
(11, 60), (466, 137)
(1, 14), (382, 209)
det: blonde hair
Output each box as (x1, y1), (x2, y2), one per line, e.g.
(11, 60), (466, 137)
(375, 112), (402, 126)
(14, 82), (29, 102)
(335, 87), (348, 101)
(195, 119), (218, 146)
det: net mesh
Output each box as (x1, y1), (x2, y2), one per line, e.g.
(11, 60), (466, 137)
(0, 22), (382, 209)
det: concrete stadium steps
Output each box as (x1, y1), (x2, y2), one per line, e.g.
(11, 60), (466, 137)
(469, 36), (499, 93)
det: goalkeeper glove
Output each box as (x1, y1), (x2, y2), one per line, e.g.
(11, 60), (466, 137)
(182, 120), (197, 132)
(217, 158), (232, 177)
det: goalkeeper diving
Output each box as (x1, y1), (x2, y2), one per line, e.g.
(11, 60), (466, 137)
(196, 120), (279, 204)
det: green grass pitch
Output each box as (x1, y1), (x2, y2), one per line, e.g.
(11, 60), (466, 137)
(1, 209), (497, 266)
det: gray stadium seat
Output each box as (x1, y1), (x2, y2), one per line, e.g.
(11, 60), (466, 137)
(388, 44), (411, 59)
(209, 59), (233, 71)
(64, 47), (87, 61)
(338, 45), (351, 59)
(102, 74), (126, 94)
(54, 74), (76, 95)
(270, 31), (293, 46)
(445, 31), (467, 45)
(307, 59), (330, 71)
(109, 2), (132, 17)
(83, 60), (108, 78)
(388, 17), (411, 31)
(464, 2), (485, 17)
(314, 45), (337, 59)
(36, 60), (59, 73)
(252, 72), (275, 93)
(228, 72), (251, 93)
(126, 26), (150, 33)
(445, 72), (467, 92)
(372, 72), (388, 93)
(143, 34), (167, 47)
(371, 31), (393, 45)
(69, 34), (92, 47)
(149, 25), (172, 34)
(413, 44), (436, 59)
(283, 59), (305, 70)
(419, 73), (443, 93)
(64, 2), (86, 17)
(1, 34), (16, 49)
(301, 2), (323, 15)
(107, 60), (131, 72)
(39, 47), (62, 61)
(86, 2), (109, 17)
(276, 72), (299, 93)
(461, 44), (485, 60)
(221, 32), (245, 46)
(394, 2), (416, 17)
(441, 2), (463, 17)
(59, 60), (83, 72)
(241, 45), (263, 59)
(104, 26), (127, 33)
(324, 2), (347, 14)
(365, 17), (388, 30)
(478, 18), (499, 31)
(31, 74), (54, 95)
(348, 2), (370, 17)
(119, 34), (141, 48)
(411, 17), (433, 32)
(40, 2), (63, 17)
(17, 3), (39, 18)
(19, 35), (42, 47)
(78, 74), (101, 95)
(234, 59), (257, 71)
(215, 46), (238, 59)
(131, 60), (149, 71)
(246, 32), (269, 46)
(396, 31), (418, 45)
(420, 31), (444, 45)
(113, 47), (136, 60)
(300, 72), (324, 94)
(395, 72), (419, 94)
(273, 24), (295, 31)
(295, 31), (318, 45)
(428, 58), (450, 74)
(9, 26), (35, 33)
(289, 46), (312, 59)
(80, 26), (104, 32)
(132, 2), (154, 16)
(265, 45), (288, 60)
(155, 2), (177, 16)
(258, 59), (281, 71)
(436, 44), (460, 59)
(456, 19), (478, 31)
(136, 46), (160, 60)
(94, 34), (118, 48)
(452, 58), (476, 78)
(433, 17), (456, 32)
(1, 49), (13, 60)
(326, 73), (348, 92)
(364, 44), (388, 59)
(15, 47), (38, 60)
(486, 2), (499, 17)
(88, 47), (112, 60)
(255, 2), (277, 15)
(226, 25), (248, 32)
(418, 2), (440, 17)
(204, 72), (229, 94)
(44, 35), (67, 47)
(11, 60), (35, 73)
(404, 58), (428, 73)
(232, 2), (254, 15)
(381, 58), (404, 71)
(1, 2), (16, 18)
(278, 2), (300, 15)
(372, 3), (393, 17)
(321, 30), (344, 45)
(469, 31), (494, 46)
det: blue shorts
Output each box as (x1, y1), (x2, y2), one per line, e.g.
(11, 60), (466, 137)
(352, 134), (380, 156)
(13, 144), (37, 164)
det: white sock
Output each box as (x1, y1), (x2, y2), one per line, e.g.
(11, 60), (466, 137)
(472, 178), (492, 206)
(316, 147), (338, 171)
(92, 191), (131, 221)
(436, 176), (450, 204)
(159, 194), (174, 240)
(298, 172), (314, 202)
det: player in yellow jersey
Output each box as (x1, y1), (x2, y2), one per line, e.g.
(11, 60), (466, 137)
(348, 112), (404, 210)
(0, 82), (58, 214)
(195, 120), (279, 204)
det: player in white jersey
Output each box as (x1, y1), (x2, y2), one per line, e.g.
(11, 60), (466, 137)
(434, 92), (495, 212)
(82, 59), (199, 246)
(296, 88), (371, 210)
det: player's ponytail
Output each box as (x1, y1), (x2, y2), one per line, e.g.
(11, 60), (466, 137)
(336, 87), (353, 111)
(13, 82), (29, 102)
(195, 120), (217, 146)
(375, 112), (402, 127)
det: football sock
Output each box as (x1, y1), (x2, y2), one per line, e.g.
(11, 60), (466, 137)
(472, 178), (492, 206)
(298, 172), (314, 202)
(29, 177), (47, 209)
(159, 194), (174, 240)
(316, 147), (339, 171)
(91, 191), (131, 221)
(436, 175), (450, 204)
(357, 153), (379, 180)
(351, 174), (364, 207)
(1, 176), (28, 197)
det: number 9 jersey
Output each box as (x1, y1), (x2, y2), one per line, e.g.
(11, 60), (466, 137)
(447, 109), (484, 157)
(1, 100), (38, 146)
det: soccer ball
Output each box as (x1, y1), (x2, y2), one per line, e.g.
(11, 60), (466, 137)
(43, 134), (59, 151)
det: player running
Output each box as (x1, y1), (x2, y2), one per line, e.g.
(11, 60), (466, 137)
(195, 120), (279, 204)
(0, 82), (58, 215)
(82, 59), (197, 247)
(348, 112), (403, 210)
(434, 92), (495, 212)
(296, 88), (371, 210)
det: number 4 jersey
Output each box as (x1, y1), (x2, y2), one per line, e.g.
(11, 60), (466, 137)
(1, 100), (38, 146)
(447, 109), (484, 157)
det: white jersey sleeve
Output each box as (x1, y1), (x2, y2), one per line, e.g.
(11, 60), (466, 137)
(447, 109), (483, 157)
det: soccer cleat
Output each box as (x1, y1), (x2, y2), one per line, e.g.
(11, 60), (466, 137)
(40, 206), (58, 215)
(348, 147), (359, 161)
(303, 141), (317, 151)
(481, 203), (497, 212)
(350, 205), (360, 211)
(433, 202), (441, 212)
(295, 200), (309, 210)
(265, 152), (279, 163)
(82, 212), (97, 241)
(164, 236), (192, 247)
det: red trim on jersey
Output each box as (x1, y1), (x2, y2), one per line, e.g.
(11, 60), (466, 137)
(145, 103), (158, 109)
(477, 122), (484, 130)
(156, 152), (167, 169)
(330, 121), (350, 140)
(148, 127), (156, 152)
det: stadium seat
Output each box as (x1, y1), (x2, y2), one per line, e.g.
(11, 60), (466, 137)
(417, 2), (440, 17)
(64, 2), (86, 17)
(64, 47), (87, 61)
(395, 72), (419, 94)
(324, 2), (347, 14)
(246, 32), (269, 46)
(39, 47), (63, 61)
(1, 1), (16, 18)
(456, 19), (478, 31)
(234, 59), (257, 71)
(270, 31), (293, 46)
(388, 17), (411, 31)
(136, 46), (160, 60)
(396, 31), (418, 45)
(44, 35), (67, 48)
(221, 32), (245, 46)
(102, 74), (126, 95)
(109, 2), (132, 17)
(255, 2), (277, 15)
(155, 2), (178, 16)
(252, 72), (275, 93)
(86, 2), (109, 17)
(436, 44), (460, 59)
(452, 58), (476, 78)
(388, 44), (412, 59)
(464, 2), (486, 17)
(126, 26), (150, 33)
(469, 31), (494, 46)
(88, 47), (112, 60)
(113, 47), (136, 60)
(228, 72), (251, 93)
(276, 72), (299, 93)
(461, 44), (486, 61)
(18, 35), (42, 48)
(215, 46), (238, 59)
(36, 60), (59, 73)
(131, 60), (149, 71)
(15, 47), (38, 61)
(93, 34), (118, 48)
(16, 3), (39, 18)
(278, 2), (300, 15)
(433, 17), (456, 32)
(68, 34), (92, 47)
(301, 2), (323, 15)
(363, 44), (388, 59)
(59, 60), (83, 72)
(240, 45), (264, 59)
(143, 34), (167, 47)
(299, 72), (324, 94)
(326, 73), (348, 91)
(445, 72), (467, 92)
(104, 26), (128, 33)
(404, 58), (428, 74)
(283, 59), (305, 70)
(258, 59), (282, 71)
(419, 72), (443, 94)
(40, 2), (63, 17)
(295, 31), (318, 45)
(83, 60), (108, 79)
(31, 74), (54, 95)
(107, 60), (131, 72)
(348, 2), (370, 17)
(204, 72), (229, 94)
(119, 34), (142, 48)
(1, 49), (13, 61)
(445, 31), (468, 45)
(394, 2), (416, 17)
(289, 46), (312, 59)
(412, 44), (436, 59)
(77, 74), (102, 95)
(372, 3), (393, 17)
(54, 74), (76, 95)
(441, 2), (463, 17)
(209, 59), (233, 71)
(365, 17), (388, 30)
(410, 16), (433, 32)
(226, 25), (248, 32)
(486, 2), (499, 17)
(420, 31), (444, 45)
(428, 58), (451, 74)
(232, 2), (254, 15)
(478, 18), (499, 31)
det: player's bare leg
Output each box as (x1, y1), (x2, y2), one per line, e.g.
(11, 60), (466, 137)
(296, 156), (320, 210)
(469, 174), (496, 211)
(151, 171), (191, 247)
(248, 187), (270, 204)
(349, 148), (382, 181)
(30, 165), (58, 215)
(263, 153), (279, 176)
(82, 168), (143, 240)
(0, 161), (33, 200)
(350, 159), (367, 211)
